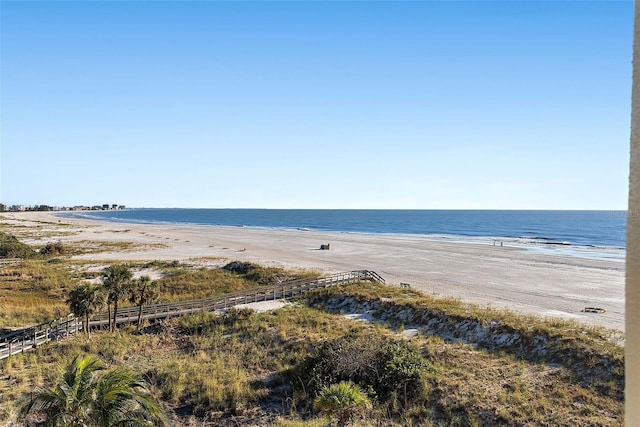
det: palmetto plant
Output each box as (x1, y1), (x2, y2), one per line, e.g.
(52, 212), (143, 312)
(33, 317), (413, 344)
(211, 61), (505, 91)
(313, 381), (371, 427)
(92, 366), (166, 426)
(21, 355), (166, 427)
(21, 355), (103, 427)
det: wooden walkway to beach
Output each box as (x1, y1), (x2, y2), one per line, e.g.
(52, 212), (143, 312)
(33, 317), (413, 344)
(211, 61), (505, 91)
(0, 270), (384, 360)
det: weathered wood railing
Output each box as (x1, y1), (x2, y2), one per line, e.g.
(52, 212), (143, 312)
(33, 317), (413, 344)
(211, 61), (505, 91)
(0, 258), (22, 267)
(0, 314), (81, 360)
(0, 270), (384, 360)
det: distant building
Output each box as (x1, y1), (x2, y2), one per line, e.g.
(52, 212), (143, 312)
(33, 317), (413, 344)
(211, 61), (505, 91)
(2, 203), (124, 212)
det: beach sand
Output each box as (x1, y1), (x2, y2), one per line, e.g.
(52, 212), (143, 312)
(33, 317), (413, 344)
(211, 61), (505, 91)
(2, 211), (625, 331)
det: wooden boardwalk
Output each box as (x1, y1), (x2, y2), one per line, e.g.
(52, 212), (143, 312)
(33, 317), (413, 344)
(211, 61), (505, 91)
(0, 270), (384, 360)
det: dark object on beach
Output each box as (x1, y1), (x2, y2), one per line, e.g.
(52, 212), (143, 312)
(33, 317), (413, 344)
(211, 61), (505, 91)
(320, 243), (331, 250)
(581, 307), (607, 313)
(400, 283), (411, 289)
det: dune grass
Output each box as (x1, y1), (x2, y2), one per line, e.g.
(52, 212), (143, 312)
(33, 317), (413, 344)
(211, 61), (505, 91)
(0, 281), (624, 426)
(147, 261), (319, 302)
(0, 245), (317, 330)
(0, 259), (78, 328)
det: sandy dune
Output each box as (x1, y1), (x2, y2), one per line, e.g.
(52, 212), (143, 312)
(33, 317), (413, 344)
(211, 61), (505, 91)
(3, 211), (625, 331)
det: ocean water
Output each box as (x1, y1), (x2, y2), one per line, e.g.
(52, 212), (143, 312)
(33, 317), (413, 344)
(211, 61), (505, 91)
(65, 209), (626, 252)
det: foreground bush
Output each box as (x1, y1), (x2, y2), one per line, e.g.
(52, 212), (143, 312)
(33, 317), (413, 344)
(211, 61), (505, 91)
(294, 329), (430, 413)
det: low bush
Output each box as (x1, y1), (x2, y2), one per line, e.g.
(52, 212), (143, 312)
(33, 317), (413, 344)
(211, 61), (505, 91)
(40, 241), (65, 255)
(0, 232), (36, 258)
(293, 329), (430, 413)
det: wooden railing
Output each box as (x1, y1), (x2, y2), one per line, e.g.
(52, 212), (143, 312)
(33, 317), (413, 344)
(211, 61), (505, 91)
(0, 270), (383, 360)
(0, 314), (82, 360)
(0, 258), (22, 267)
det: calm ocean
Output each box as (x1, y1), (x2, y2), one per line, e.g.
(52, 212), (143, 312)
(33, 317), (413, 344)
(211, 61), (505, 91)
(66, 209), (626, 250)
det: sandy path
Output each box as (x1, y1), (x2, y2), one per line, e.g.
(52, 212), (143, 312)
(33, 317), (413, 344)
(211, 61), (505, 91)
(2, 211), (625, 331)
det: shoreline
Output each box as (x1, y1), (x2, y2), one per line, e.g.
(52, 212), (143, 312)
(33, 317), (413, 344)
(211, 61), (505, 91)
(1, 211), (626, 331)
(60, 210), (626, 262)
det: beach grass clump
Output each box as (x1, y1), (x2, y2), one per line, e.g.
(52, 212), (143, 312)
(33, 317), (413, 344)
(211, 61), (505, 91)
(313, 381), (372, 427)
(154, 356), (256, 414)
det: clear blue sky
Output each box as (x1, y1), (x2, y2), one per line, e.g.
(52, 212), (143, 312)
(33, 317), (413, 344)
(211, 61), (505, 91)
(1, 1), (633, 209)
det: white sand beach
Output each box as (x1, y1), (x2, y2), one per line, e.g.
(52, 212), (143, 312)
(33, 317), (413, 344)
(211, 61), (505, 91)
(2, 211), (625, 331)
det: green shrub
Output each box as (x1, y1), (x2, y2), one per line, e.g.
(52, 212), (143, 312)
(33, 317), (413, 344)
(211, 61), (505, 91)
(0, 232), (36, 258)
(294, 330), (430, 412)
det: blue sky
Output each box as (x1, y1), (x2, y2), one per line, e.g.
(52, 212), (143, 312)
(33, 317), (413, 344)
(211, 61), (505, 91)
(1, 1), (633, 209)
